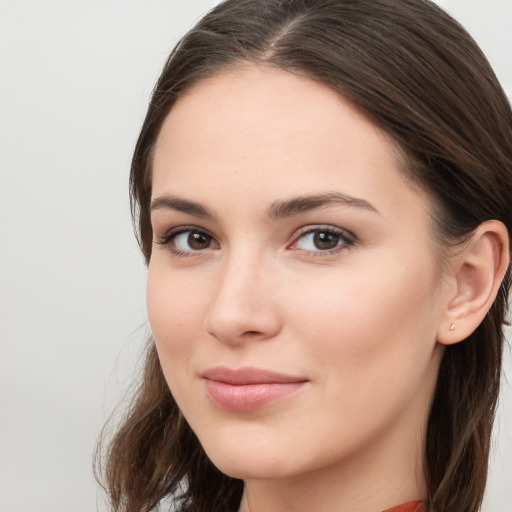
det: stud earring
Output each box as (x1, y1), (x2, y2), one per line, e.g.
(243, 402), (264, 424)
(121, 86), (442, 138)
(449, 323), (456, 332)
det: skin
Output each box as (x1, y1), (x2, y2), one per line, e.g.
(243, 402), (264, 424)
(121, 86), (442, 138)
(147, 65), (454, 512)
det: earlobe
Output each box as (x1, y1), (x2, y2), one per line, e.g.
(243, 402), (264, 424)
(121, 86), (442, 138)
(437, 220), (510, 346)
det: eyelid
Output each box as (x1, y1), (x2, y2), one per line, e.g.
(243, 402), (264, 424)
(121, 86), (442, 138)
(154, 223), (356, 258)
(155, 225), (219, 256)
(293, 223), (355, 237)
(288, 224), (356, 253)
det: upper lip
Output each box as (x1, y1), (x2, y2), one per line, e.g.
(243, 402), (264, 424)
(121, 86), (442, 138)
(201, 366), (308, 385)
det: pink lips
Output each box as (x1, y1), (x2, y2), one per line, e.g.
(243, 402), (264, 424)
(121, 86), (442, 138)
(201, 366), (307, 412)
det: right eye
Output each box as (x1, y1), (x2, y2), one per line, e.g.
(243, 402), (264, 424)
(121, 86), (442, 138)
(156, 227), (218, 256)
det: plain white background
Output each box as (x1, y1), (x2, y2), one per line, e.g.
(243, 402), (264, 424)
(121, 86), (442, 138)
(0, 1), (510, 511)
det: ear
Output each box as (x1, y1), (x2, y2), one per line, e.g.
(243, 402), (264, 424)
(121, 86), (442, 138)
(437, 220), (510, 345)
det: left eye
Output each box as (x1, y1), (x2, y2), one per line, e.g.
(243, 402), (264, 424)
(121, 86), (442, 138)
(292, 227), (353, 252)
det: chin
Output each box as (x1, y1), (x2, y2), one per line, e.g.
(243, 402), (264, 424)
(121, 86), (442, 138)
(199, 433), (294, 480)
(209, 455), (290, 481)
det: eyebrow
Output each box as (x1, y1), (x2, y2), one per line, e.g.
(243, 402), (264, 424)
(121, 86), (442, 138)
(150, 191), (379, 220)
(267, 192), (379, 219)
(150, 195), (215, 218)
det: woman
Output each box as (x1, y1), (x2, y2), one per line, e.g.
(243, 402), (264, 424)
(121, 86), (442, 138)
(96, 1), (512, 511)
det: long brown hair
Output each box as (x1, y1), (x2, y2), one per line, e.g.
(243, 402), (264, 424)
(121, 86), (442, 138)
(96, 1), (512, 511)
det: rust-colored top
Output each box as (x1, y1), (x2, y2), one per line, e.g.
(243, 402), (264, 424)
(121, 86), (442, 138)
(384, 502), (425, 512)
(180, 500), (426, 511)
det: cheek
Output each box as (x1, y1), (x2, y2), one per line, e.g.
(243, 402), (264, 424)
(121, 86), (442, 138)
(282, 262), (442, 448)
(146, 263), (212, 416)
(146, 262), (206, 362)
(286, 257), (441, 375)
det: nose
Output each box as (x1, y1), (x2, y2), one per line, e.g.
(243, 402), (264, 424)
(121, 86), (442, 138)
(204, 252), (282, 345)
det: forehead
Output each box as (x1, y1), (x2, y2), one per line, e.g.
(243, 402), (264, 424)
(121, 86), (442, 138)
(154, 65), (394, 166)
(151, 65), (430, 223)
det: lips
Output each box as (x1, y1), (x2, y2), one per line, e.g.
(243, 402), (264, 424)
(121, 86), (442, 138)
(201, 366), (308, 412)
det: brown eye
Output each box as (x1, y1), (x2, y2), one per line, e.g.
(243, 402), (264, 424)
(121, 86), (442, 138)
(158, 228), (218, 254)
(312, 231), (340, 250)
(187, 231), (212, 250)
(291, 226), (355, 254)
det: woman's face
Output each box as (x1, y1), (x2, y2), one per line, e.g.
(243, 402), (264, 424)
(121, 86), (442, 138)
(148, 66), (448, 483)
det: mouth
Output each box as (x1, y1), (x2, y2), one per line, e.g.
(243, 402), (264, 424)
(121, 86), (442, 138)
(201, 366), (308, 412)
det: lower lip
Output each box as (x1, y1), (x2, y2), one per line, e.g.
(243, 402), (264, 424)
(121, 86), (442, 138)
(204, 379), (306, 412)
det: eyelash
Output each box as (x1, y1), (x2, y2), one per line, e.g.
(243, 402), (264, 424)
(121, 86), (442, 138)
(290, 225), (356, 257)
(155, 225), (217, 258)
(155, 225), (356, 258)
